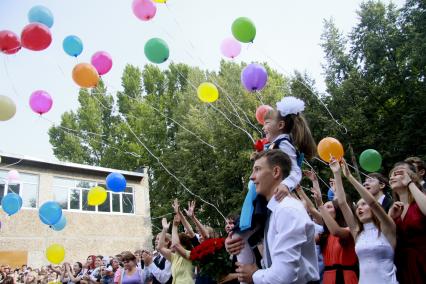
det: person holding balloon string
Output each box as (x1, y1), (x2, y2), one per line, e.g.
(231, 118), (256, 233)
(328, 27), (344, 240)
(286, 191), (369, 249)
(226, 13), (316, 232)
(226, 96), (317, 280)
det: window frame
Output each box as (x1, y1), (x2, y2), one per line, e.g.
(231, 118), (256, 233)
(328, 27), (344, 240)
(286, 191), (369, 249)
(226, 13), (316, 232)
(53, 176), (135, 215)
(0, 170), (39, 209)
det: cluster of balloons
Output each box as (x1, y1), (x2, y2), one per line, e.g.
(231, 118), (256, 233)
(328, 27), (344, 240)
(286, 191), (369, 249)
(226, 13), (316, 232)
(317, 137), (344, 162)
(1, 170), (22, 216)
(29, 90), (53, 115)
(39, 201), (66, 231)
(0, 5), (54, 54)
(219, 17), (256, 59)
(71, 51), (113, 88)
(46, 244), (65, 264)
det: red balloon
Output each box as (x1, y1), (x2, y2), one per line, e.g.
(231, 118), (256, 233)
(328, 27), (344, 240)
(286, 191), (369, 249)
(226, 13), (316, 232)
(21, 23), (52, 51)
(0, 30), (21, 54)
(255, 105), (273, 125)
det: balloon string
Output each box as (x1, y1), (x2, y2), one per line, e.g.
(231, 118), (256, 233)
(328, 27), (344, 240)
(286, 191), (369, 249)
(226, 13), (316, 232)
(2, 56), (21, 98)
(0, 159), (24, 170)
(254, 90), (265, 105)
(313, 156), (370, 179)
(254, 45), (348, 134)
(123, 119), (227, 221)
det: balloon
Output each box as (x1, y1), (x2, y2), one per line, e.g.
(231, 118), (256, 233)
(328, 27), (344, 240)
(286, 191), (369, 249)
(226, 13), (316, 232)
(88, 186), (107, 206)
(153, 0), (167, 3)
(91, 51), (113, 75)
(51, 214), (66, 231)
(0, 30), (21, 54)
(197, 82), (219, 103)
(46, 244), (65, 264)
(317, 137), (344, 162)
(29, 90), (53, 115)
(63, 35), (83, 57)
(241, 63), (268, 92)
(327, 188), (335, 201)
(0, 95), (16, 121)
(1, 193), (22, 216)
(7, 170), (20, 184)
(106, 172), (126, 193)
(144, 38), (169, 64)
(132, 0), (157, 21)
(220, 37), (241, 59)
(39, 201), (62, 225)
(232, 17), (256, 43)
(359, 149), (382, 172)
(28, 5), (54, 28)
(21, 23), (52, 51)
(255, 105), (273, 125)
(72, 63), (99, 88)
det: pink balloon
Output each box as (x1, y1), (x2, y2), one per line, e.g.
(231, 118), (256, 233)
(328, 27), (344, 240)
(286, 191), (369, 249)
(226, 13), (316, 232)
(255, 105), (273, 125)
(220, 37), (241, 59)
(91, 51), (113, 75)
(132, 0), (157, 21)
(7, 170), (20, 184)
(29, 90), (53, 115)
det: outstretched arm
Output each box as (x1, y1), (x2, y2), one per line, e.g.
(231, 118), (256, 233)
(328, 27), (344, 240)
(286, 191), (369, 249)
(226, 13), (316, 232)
(173, 199), (195, 238)
(159, 218), (172, 261)
(185, 201), (210, 240)
(171, 214), (190, 260)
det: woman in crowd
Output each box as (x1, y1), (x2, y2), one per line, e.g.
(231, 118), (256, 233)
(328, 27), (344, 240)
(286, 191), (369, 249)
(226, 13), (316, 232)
(388, 161), (426, 283)
(330, 158), (397, 283)
(118, 252), (150, 284)
(64, 262), (83, 284)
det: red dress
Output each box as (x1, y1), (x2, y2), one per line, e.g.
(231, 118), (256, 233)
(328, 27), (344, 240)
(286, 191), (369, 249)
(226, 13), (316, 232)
(394, 202), (426, 284)
(322, 233), (359, 284)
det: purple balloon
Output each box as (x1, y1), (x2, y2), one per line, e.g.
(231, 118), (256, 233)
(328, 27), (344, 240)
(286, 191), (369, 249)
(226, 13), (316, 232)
(132, 0), (156, 21)
(29, 90), (52, 115)
(91, 51), (113, 75)
(220, 37), (241, 59)
(241, 63), (268, 92)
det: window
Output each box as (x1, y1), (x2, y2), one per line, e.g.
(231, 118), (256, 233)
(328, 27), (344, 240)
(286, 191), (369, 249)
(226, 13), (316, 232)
(52, 177), (135, 214)
(0, 170), (39, 208)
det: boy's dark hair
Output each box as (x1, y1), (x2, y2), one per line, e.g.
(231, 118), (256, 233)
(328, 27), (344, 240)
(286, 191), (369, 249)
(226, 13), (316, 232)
(252, 150), (291, 179)
(367, 173), (389, 190)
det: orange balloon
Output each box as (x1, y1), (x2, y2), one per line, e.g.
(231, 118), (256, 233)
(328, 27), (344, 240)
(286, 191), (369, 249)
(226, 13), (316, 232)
(72, 63), (99, 88)
(317, 137), (344, 162)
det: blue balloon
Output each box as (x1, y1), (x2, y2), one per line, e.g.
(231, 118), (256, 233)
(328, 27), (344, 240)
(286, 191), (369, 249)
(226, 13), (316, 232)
(28, 5), (54, 28)
(63, 35), (83, 57)
(327, 188), (335, 201)
(1, 193), (22, 216)
(39, 201), (62, 225)
(106, 172), (126, 192)
(51, 214), (66, 231)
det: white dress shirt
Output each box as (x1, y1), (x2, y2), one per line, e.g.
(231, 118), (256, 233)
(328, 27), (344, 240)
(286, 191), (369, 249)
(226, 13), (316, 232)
(271, 134), (302, 191)
(252, 197), (319, 284)
(146, 255), (172, 283)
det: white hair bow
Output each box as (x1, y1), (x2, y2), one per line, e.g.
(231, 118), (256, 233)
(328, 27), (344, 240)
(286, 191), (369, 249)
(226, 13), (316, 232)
(276, 96), (305, 117)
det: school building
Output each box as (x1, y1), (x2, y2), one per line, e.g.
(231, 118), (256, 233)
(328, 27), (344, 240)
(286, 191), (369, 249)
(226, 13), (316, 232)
(0, 152), (152, 268)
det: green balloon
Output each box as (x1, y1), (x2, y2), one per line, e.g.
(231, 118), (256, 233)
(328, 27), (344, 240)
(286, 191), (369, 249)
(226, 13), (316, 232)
(232, 17), (256, 43)
(144, 38), (169, 64)
(359, 149), (382, 172)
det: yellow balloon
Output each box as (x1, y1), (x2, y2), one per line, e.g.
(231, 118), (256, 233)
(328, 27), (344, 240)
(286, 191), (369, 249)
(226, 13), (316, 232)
(0, 95), (16, 121)
(197, 82), (219, 103)
(72, 63), (99, 88)
(153, 0), (167, 3)
(46, 244), (65, 264)
(88, 186), (107, 206)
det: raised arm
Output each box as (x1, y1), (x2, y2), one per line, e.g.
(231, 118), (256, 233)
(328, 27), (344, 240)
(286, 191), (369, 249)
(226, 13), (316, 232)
(310, 172), (351, 239)
(65, 264), (82, 283)
(295, 185), (323, 225)
(174, 200), (195, 238)
(159, 218), (172, 261)
(185, 201), (210, 240)
(403, 169), (426, 216)
(329, 159), (359, 239)
(171, 214), (190, 260)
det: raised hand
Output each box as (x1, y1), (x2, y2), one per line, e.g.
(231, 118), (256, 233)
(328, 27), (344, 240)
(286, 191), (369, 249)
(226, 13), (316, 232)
(341, 158), (352, 178)
(303, 170), (318, 182)
(274, 184), (289, 202)
(310, 186), (323, 207)
(184, 200), (196, 218)
(173, 214), (181, 226)
(172, 198), (180, 214)
(329, 157), (341, 174)
(389, 201), (404, 220)
(161, 217), (170, 230)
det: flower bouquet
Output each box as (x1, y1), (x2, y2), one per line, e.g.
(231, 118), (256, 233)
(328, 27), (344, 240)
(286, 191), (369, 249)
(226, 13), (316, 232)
(190, 238), (233, 281)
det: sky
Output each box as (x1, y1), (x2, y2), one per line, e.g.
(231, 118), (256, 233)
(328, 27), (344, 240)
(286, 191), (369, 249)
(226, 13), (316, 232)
(0, 0), (405, 163)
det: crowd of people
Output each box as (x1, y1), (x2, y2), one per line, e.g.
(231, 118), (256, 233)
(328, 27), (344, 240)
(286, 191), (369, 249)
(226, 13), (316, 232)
(1, 96), (426, 284)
